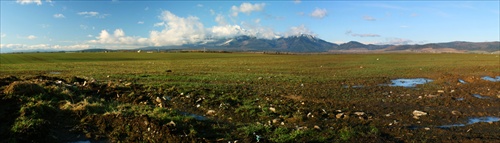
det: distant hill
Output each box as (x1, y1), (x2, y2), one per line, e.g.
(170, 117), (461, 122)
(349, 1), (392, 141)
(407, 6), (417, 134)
(145, 34), (338, 52)
(136, 35), (499, 53)
(80, 49), (113, 52)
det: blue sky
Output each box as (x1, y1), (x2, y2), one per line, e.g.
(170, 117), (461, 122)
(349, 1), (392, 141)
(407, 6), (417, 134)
(1, 0), (499, 52)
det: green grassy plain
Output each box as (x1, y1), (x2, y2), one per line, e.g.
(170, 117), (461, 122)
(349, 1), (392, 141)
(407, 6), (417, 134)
(1, 52), (499, 142)
(2, 52), (498, 85)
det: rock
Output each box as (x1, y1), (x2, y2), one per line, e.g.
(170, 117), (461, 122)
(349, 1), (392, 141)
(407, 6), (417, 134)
(307, 112), (313, 118)
(426, 94), (438, 98)
(124, 82), (132, 86)
(451, 110), (462, 116)
(437, 90), (445, 93)
(336, 113), (344, 119)
(166, 121), (176, 127)
(314, 125), (321, 130)
(354, 112), (365, 116)
(206, 110), (216, 116)
(269, 107), (276, 113)
(155, 97), (163, 103)
(258, 77), (263, 80)
(413, 110), (427, 119)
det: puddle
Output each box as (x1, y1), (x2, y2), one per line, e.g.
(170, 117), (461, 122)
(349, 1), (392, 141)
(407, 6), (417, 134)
(481, 76), (500, 82)
(179, 111), (208, 121)
(438, 117), (500, 129)
(472, 94), (489, 99)
(49, 71), (62, 74)
(469, 117), (500, 124)
(381, 78), (433, 88)
(343, 85), (364, 88)
(458, 79), (466, 84)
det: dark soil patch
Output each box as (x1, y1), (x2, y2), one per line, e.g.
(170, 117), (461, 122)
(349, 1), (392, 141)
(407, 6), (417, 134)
(0, 74), (498, 142)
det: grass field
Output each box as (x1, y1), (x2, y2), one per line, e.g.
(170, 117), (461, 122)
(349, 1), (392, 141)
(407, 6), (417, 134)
(1, 52), (499, 142)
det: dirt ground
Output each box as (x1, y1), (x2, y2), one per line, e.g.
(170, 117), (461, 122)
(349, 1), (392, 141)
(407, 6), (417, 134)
(0, 74), (499, 142)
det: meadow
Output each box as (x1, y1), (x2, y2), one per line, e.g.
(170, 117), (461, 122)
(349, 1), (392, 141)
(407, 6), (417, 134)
(1, 52), (499, 142)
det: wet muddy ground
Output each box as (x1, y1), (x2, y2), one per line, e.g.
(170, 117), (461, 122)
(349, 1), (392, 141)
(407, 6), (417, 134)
(0, 74), (499, 142)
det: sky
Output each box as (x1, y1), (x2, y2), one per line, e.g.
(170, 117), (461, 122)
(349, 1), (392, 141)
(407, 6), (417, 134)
(0, 0), (499, 52)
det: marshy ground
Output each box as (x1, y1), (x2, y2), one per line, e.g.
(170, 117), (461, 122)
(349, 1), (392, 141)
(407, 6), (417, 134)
(0, 53), (499, 142)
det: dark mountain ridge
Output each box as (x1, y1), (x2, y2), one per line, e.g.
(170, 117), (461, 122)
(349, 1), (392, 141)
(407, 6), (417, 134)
(136, 34), (499, 53)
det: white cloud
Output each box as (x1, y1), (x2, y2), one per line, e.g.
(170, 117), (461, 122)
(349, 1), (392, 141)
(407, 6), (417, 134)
(87, 34), (93, 38)
(231, 3), (266, 17)
(310, 8), (327, 19)
(27, 35), (37, 40)
(284, 25), (315, 37)
(197, 4), (203, 7)
(209, 25), (245, 38)
(363, 16), (376, 21)
(46, 0), (53, 6)
(153, 22), (165, 27)
(53, 13), (65, 18)
(150, 10), (206, 46)
(89, 29), (149, 46)
(77, 11), (109, 18)
(352, 33), (380, 37)
(293, 0), (301, 4)
(246, 26), (277, 39)
(16, 0), (42, 5)
(210, 9), (215, 15)
(254, 18), (261, 24)
(138, 21), (144, 24)
(78, 11), (99, 17)
(345, 30), (380, 37)
(40, 24), (50, 28)
(215, 14), (227, 25)
(378, 38), (414, 45)
(80, 24), (89, 30)
(1, 44), (92, 51)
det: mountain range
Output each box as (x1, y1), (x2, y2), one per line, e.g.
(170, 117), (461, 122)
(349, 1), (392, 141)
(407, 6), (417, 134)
(138, 34), (499, 53)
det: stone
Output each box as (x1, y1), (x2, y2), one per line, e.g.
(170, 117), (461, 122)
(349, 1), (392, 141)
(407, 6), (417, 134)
(314, 125), (321, 130)
(437, 90), (445, 93)
(336, 113), (344, 119)
(354, 112), (365, 116)
(451, 110), (462, 116)
(166, 121), (176, 127)
(206, 110), (216, 116)
(413, 110), (427, 119)
(155, 97), (163, 103)
(269, 107), (276, 113)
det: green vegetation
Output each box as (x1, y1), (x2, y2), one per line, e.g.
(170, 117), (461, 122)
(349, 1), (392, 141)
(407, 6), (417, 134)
(1, 52), (499, 142)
